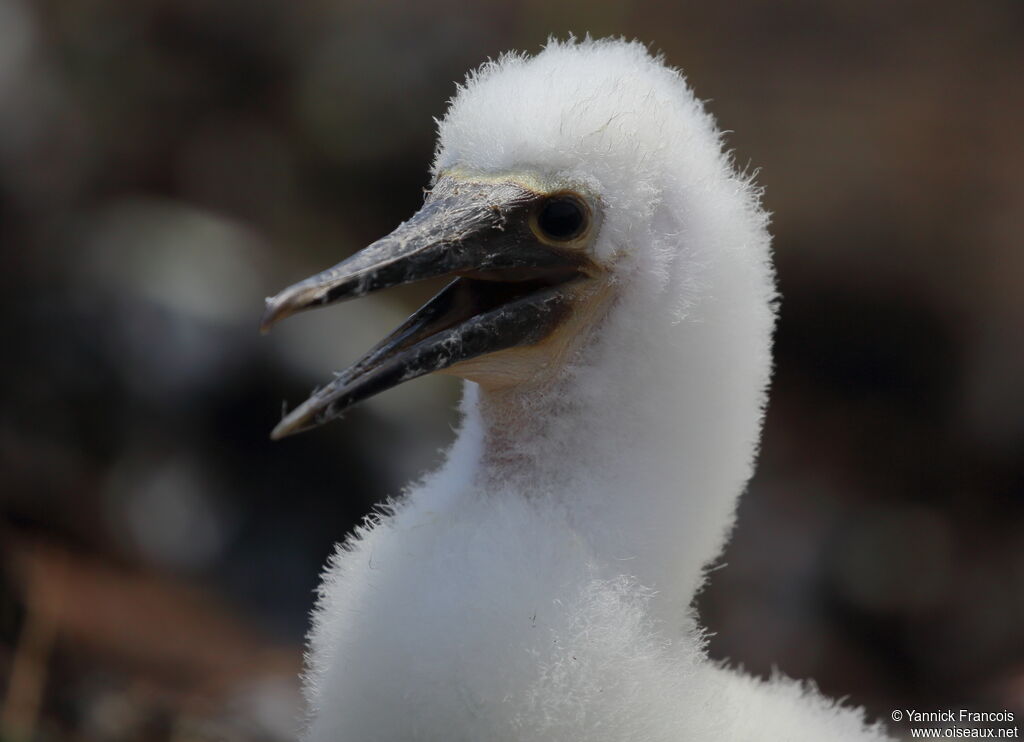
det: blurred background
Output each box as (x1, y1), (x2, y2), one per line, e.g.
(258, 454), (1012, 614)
(1, 0), (1022, 740)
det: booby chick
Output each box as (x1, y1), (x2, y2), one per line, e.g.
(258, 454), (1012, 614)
(262, 38), (892, 742)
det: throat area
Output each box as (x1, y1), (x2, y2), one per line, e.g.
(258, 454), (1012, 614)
(474, 381), (576, 483)
(464, 372), (711, 627)
(467, 347), (629, 504)
(465, 289), (617, 493)
(448, 297), (762, 622)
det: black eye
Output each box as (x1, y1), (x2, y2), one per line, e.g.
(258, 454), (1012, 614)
(536, 195), (587, 241)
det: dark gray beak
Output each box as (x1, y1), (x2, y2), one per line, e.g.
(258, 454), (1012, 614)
(261, 176), (593, 439)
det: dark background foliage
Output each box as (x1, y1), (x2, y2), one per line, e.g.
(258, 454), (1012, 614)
(1, 1), (1022, 739)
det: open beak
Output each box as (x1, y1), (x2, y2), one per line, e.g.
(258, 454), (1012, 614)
(261, 176), (594, 439)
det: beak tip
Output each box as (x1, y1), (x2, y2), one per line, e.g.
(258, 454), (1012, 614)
(261, 284), (323, 334)
(260, 299), (287, 334)
(270, 398), (323, 440)
(270, 416), (301, 441)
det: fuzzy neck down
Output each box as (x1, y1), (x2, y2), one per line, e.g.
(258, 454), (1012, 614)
(301, 221), (776, 741)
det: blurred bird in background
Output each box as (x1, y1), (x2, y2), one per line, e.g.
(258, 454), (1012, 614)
(2, 2), (1023, 741)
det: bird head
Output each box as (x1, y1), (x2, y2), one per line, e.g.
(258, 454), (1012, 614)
(261, 39), (769, 440)
(261, 167), (616, 439)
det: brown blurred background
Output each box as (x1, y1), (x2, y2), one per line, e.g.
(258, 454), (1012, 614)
(1, 1), (1022, 740)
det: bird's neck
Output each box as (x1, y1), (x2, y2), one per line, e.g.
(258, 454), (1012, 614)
(473, 383), (573, 481)
(455, 256), (774, 627)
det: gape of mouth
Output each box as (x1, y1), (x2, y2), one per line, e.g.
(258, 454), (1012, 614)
(270, 266), (584, 439)
(345, 269), (582, 381)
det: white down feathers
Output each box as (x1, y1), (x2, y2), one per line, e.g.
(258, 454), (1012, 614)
(302, 38), (892, 742)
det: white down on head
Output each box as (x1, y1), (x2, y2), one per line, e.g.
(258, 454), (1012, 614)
(300, 38), (891, 742)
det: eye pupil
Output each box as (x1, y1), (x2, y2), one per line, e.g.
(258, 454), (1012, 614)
(537, 196), (586, 240)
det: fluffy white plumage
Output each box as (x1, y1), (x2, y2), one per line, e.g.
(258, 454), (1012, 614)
(301, 38), (892, 741)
